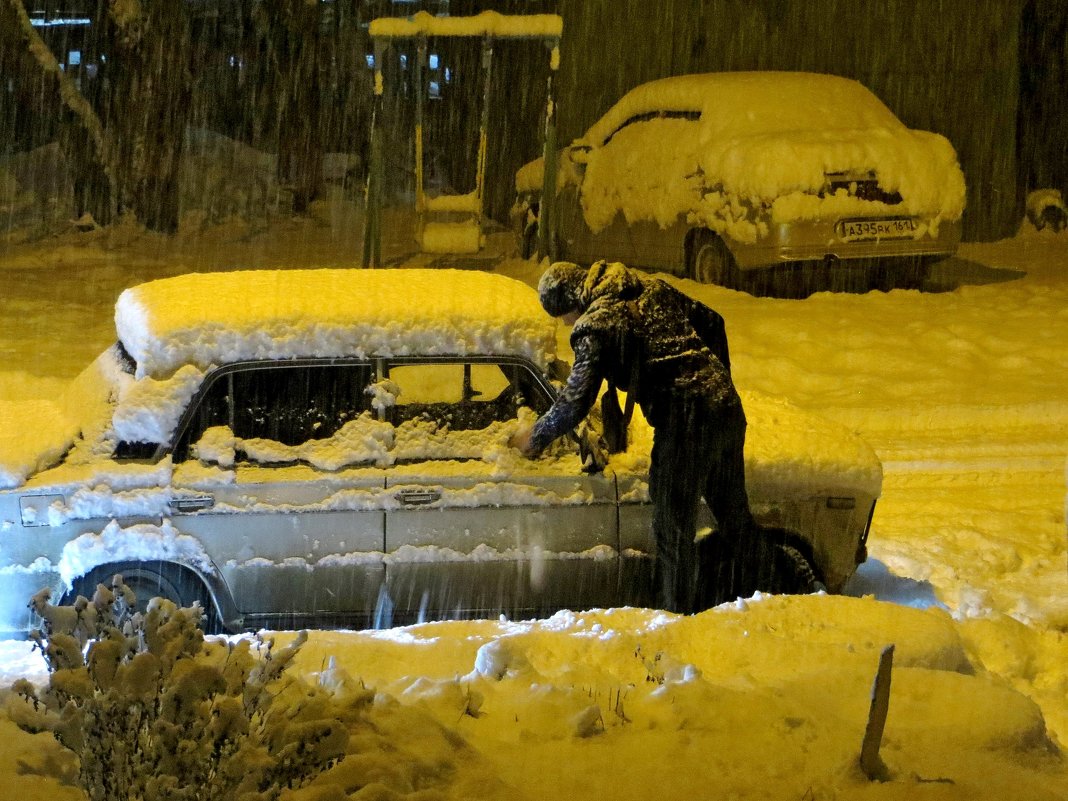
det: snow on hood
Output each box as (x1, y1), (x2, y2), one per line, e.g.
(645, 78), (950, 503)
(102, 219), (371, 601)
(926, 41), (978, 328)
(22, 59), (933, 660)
(740, 390), (882, 498)
(0, 400), (78, 489)
(610, 388), (882, 500)
(115, 268), (558, 379)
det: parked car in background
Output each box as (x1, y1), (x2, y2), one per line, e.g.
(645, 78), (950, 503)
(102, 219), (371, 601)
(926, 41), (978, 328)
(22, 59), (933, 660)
(0, 269), (882, 635)
(513, 71), (966, 292)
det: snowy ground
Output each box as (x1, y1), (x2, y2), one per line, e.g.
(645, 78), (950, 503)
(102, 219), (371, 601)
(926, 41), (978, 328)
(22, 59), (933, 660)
(0, 206), (1065, 799)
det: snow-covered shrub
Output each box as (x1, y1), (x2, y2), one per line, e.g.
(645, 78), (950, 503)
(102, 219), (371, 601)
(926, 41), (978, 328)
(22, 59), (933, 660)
(1025, 188), (1067, 232)
(9, 576), (355, 801)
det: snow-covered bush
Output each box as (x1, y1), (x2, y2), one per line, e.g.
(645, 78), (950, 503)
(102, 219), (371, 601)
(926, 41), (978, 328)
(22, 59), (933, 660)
(1025, 188), (1068, 232)
(8, 577), (355, 801)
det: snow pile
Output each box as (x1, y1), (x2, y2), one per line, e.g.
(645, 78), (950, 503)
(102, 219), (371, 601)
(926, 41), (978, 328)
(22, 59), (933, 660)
(0, 400), (77, 489)
(740, 390), (883, 498)
(1025, 188), (1068, 232)
(114, 268), (557, 379)
(7, 596), (1063, 801)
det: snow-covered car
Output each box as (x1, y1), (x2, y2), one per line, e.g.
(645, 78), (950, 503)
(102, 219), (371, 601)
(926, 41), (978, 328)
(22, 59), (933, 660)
(513, 71), (966, 289)
(0, 269), (882, 635)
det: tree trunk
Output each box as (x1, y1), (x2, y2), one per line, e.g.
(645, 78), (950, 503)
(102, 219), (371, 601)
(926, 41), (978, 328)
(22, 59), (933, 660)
(100, 1), (193, 233)
(1, 0), (116, 225)
(263, 1), (327, 215)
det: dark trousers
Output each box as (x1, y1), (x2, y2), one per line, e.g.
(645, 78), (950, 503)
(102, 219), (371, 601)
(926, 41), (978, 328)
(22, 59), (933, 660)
(648, 392), (753, 614)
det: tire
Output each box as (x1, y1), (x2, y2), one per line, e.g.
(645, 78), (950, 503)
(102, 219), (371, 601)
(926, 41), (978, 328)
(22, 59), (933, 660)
(764, 542), (825, 595)
(689, 230), (739, 287)
(520, 223), (538, 260)
(696, 527), (824, 608)
(66, 561), (219, 633)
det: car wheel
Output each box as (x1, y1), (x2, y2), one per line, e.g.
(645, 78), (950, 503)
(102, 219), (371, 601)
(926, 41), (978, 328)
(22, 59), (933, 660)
(690, 231), (739, 287)
(520, 223), (538, 260)
(696, 526), (825, 608)
(766, 542), (826, 595)
(66, 561), (219, 632)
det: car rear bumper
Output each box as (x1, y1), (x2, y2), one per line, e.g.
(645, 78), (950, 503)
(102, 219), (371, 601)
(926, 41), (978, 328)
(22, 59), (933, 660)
(731, 217), (963, 271)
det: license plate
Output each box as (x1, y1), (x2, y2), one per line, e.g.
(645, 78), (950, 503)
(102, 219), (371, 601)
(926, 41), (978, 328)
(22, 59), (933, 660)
(836, 218), (917, 242)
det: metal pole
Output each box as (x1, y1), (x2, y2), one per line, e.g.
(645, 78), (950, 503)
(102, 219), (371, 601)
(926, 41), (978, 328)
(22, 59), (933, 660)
(362, 39), (386, 268)
(415, 37), (427, 248)
(474, 37), (494, 233)
(538, 38), (560, 261)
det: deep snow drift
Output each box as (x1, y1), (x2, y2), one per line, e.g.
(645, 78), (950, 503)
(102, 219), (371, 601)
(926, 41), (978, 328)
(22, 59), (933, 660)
(0, 210), (1065, 800)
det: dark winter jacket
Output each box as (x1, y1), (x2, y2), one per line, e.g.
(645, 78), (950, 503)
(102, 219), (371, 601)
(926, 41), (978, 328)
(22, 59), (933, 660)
(528, 262), (736, 453)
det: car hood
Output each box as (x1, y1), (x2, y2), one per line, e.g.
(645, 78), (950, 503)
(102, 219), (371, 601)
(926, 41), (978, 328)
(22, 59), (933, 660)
(0, 399), (79, 489)
(606, 388), (883, 501)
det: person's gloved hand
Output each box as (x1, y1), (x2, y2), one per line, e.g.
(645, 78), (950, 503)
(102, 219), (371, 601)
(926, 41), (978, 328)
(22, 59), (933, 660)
(508, 423), (536, 457)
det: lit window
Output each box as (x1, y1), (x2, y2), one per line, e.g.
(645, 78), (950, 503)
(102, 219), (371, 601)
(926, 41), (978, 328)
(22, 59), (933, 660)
(429, 54), (439, 70)
(68, 50), (81, 66)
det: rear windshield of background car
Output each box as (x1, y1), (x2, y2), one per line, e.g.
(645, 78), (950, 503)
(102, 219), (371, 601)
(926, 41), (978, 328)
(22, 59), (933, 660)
(603, 110), (701, 145)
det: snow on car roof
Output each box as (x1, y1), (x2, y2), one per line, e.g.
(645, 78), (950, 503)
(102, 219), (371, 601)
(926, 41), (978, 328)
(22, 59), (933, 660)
(583, 71), (904, 146)
(369, 10), (563, 38)
(115, 268), (558, 379)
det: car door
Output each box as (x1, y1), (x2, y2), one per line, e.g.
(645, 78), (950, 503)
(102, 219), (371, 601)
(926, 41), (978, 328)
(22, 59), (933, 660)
(379, 358), (620, 622)
(168, 361), (389, 628)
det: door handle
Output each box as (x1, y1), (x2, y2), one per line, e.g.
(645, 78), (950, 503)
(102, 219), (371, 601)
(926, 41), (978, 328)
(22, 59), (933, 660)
(394, 489), (442, 506)
(168, 495), (216, 513)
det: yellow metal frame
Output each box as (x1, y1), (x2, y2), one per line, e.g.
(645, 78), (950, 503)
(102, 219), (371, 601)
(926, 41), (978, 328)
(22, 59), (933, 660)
(362, 11), (562, 266)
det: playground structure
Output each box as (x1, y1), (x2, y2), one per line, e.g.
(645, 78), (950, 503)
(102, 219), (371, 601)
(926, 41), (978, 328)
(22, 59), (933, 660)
(362, 11), (563, 266)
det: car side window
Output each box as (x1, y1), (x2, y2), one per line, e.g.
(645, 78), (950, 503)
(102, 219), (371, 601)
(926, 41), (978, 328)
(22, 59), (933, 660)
(388, 362), (527, 430)
(173, 363), (373, 462)
(384, 360), (555, 463)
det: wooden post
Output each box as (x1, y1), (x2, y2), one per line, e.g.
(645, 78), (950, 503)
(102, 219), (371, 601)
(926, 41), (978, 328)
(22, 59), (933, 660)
(860, 644), (895, 781)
